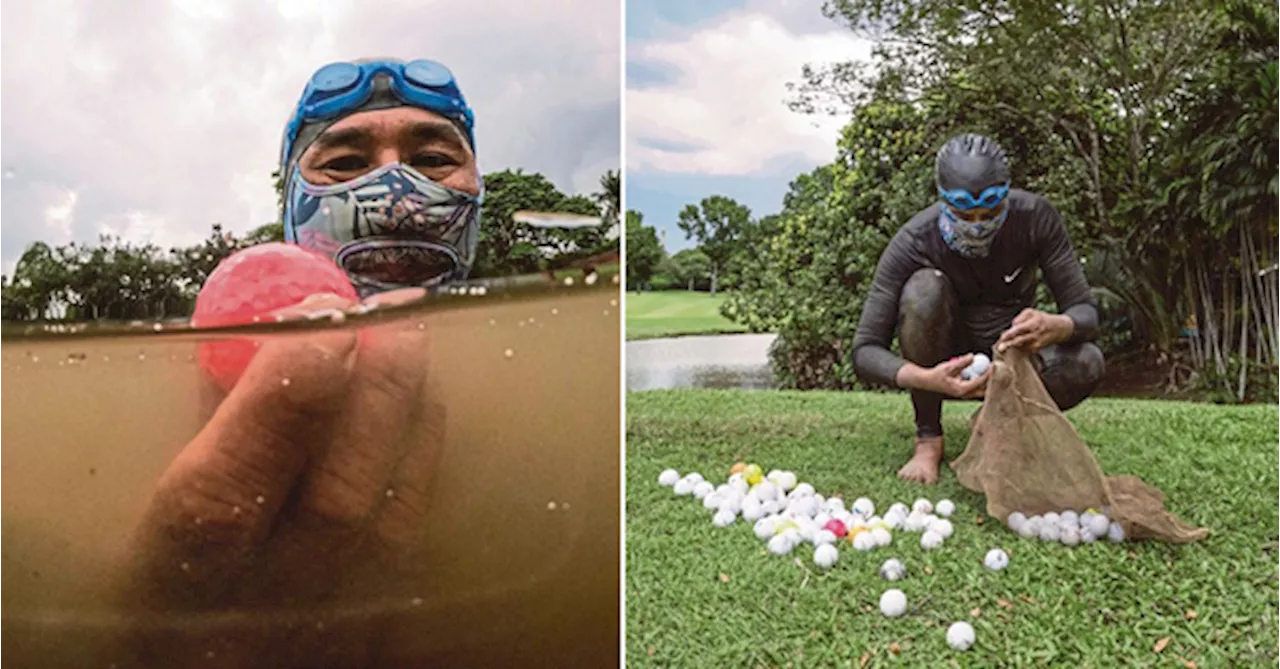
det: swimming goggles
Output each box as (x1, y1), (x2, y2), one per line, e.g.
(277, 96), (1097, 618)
(937, 182), (1010, 211)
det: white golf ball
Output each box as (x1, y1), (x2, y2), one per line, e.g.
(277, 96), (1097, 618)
(879, 558), (906, 581)
(852, 531), (877, 551)
(1085, 513), (1110, 537)
(883, 511), (905, 530)
(870, 527), (892, 547)
(1039, 523), (1062, 542)
(728, 475), (749, 495)
(1060, 526), (1081, 546)
(904, 511), (929, 532)
(768, 534), (793, 555)
(1043, 512), (1060, 525)
(692, 481), (714, 500)
(685, 472), (704, 484)
(1079, 527), (1097, 543)
(888, 502), (910, 517)
(813, 512), (832, 528)
(879, 589), (908, 617)
(852, 497), (875, 517)
(742, 501), (765, 522)
(1006, 511), (1027, 532)
(929, 518), (954, 539)
(673, 479), (695, 496)
(824, 497), (847, 513)
(912, 498), (933, 515)
(983, 548), (1009, 570)
(1019, 515), (1042, 539)
(777, 471), (798, 492)
(754, 517), (778, 541)
(814, 529), (837, 546)
(787, 496), (819, 519)
(813, 543), (839, 569)
(761, 500), (782, 515)
(754, 480), (779, 502)
(712, 510), (736, 527)
(936, 499), (956, 517)
(718, 497), (742, 517)
(921, 530), (944, 550)
(960, 353), (991, 381)
(703, 492), (724, 510)
(1107, 522), (1126, 543)
(1060, 510), (1079, 526)
(946, 621), (976, 650)
(658, 469), (680, 486)
(793, 483), (816, 498)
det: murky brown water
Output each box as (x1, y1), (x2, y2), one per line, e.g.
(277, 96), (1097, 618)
(2, 275), (621, 667)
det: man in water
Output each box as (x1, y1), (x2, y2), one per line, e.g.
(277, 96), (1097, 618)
(122, 58), (479, 665)
(850, 133), (1105, 485)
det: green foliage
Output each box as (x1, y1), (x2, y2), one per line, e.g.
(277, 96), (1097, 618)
(626, 210), (663, 290)
(654, 248), (712, 292)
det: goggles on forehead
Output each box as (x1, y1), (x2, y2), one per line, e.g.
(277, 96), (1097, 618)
(280, 59), (476, 166)
(938, 182), (1010, 211)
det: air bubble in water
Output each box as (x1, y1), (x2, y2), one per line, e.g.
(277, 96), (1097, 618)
(610, 299), (618, 307)
(255, 495), (265, 505)
(138, 352), (146, 361)
(281, 377), (291, 387)
(503, 348), (515, 359)
(385, 488), (395, 498)
(488, 319), (496, 326)
(547, 501), (557, 511)
(551, 308), (559, 316)
(417, 322), (425, 330)
(180, 562), (190, 572)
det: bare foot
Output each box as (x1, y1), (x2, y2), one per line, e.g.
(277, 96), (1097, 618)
(897, 436), (944, 484)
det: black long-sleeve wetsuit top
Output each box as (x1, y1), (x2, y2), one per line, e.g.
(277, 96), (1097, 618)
(851, 189), (1098, 388)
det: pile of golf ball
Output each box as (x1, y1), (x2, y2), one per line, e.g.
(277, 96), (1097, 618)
(656, 464), (1130, 654)
(1005, 507), (1125, 546)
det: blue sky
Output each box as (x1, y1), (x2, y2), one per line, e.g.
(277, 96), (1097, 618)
(625, 0), (871, 252)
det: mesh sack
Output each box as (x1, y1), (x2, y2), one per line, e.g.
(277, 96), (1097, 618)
(950, 347), (1209, 543)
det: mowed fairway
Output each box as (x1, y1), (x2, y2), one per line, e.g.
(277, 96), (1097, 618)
(626, 291), (749, 340)
(626, 390), (1279, 667)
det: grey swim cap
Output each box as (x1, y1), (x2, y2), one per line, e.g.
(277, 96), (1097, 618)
(935, 134), (1010, 194)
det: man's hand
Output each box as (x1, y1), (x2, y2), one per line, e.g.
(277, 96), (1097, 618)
(897, 354), (991, 399)
(120, 287), (440, 666)
(996, 308), (1074, 354)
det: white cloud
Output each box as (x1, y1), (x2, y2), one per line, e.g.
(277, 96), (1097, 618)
(627, 11), (870, 176)
(1, 0), (619, 269)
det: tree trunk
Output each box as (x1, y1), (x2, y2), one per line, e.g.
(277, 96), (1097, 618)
(709, 267), (718, 297)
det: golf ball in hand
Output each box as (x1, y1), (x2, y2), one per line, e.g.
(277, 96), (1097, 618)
(936, 499), (956, 517)
(960, 353), (991, 381)
(879, 558), (906, 581)
(983, 548), (1009, 570)
(658, 469), (679, 486)
(879, 589), (907, 617)
(946, 621), (976, 650)
(813, 543), (839, 569)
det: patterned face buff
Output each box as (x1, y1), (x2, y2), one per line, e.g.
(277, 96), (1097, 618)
(284, 162), (481, 296)
(938, 204), (1008, 259)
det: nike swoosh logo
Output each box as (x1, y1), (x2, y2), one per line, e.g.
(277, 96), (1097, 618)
(1004, 267), (1023, 283)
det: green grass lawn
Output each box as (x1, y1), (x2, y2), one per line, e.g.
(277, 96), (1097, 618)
(626, 390), (1278, 667)
(626, 290), (749, 340)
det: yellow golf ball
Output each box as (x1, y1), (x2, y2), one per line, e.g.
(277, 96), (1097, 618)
(744, 464), (764, 485)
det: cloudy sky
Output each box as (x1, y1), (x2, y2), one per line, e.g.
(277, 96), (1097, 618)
(1, 0), (620, 275)
(626, 0), (869, 252)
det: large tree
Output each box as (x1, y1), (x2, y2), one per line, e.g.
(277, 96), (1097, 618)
(675, 196), (752, 296)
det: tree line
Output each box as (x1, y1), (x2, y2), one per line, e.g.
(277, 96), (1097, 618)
(2, 169), (619, 322)
(629, 0), (1277, 402)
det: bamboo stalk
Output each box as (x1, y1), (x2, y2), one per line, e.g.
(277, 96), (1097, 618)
(1238, 231), (1250, 402)
(1185, 266), (1203, 370)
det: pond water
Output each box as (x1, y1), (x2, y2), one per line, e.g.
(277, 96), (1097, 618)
(2, 273), (621, 667)
(626, 333), (778, 391)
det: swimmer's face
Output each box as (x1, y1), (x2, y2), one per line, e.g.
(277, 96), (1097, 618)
(298, 106), (479, 194)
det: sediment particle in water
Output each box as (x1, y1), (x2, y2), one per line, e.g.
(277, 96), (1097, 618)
(385, 488), (395, 498)
(547, 501), (557, 511)
(411, 597), (423, 606)
(504, 348), (515, 359)
(610, 299), (618, 307)
(232, 506), (242, 516)
(256, 495), (265, 505)
(281, 377), (291, 387)
(551, 308), (559, 316)
(180, 562), (190, 572)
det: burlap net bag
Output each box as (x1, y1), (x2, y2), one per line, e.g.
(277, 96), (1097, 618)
(950, 348), (1209, 543)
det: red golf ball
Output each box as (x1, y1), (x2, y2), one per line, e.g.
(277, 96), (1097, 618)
(192, 243), (357, 391)
(824, 519), (848, 538)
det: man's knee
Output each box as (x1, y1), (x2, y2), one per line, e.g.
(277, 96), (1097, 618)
(1078, 342), (1106, 388)
(1042, 341), (1105, 410)
(899, 268), (954, 324)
